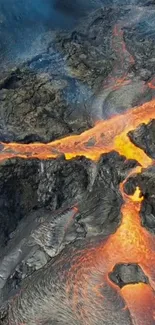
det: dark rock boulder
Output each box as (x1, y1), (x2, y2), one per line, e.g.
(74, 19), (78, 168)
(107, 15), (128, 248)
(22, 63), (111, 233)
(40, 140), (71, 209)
(128, 119), (155, 159)
(124, 166), (155, 234)
(109, 263), (149, 288)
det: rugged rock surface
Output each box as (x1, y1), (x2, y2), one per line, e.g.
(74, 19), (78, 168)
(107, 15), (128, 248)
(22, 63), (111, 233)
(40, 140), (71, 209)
(0, 69), (92, 143)
(128, 119), (155, 159)
(109, 263), (149, 288)
(1, 5), (155, 142)
(0, 156), (92, 248)
(125, 120), (155, 233)
(0, 0), (101, 73)
(0, 151), (138, 247)
(124, 166), (155, 233)
(0, 151), (138, 305)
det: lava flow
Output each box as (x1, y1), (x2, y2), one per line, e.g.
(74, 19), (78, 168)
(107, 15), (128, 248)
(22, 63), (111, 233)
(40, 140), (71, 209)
(1, 98), (155, 165)
(104, 23), (134, 90)
(64, 173), (155, 324)
(5, 98), (155, 325)
(3, 16), (155, 325)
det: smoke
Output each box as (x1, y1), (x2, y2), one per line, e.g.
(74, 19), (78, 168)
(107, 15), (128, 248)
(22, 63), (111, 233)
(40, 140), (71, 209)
(0, 0), (102, 71)
(1, 0), (155, 119)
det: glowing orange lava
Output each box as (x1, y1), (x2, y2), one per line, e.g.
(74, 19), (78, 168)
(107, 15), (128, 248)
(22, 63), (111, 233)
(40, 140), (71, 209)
(148, 78), (155, 90)
(1, 99), (155, 166)
(65, 183), (155, 324)
(2, 98), (155, 325)
(3, 21), (155, 325)
(122, 284), (155, 325)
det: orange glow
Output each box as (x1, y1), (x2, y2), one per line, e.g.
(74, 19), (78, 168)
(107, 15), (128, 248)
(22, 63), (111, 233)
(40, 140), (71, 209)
(56, 97), (155, 323)
(2, 87), (155, 325)
(148, 78), (155, 90)
(129, 186), (143, 202)
(3, 21), (155, 325)
(0, 99), (155, 165)
(65, 186), (155, 324)
(122, 284), (155, 325)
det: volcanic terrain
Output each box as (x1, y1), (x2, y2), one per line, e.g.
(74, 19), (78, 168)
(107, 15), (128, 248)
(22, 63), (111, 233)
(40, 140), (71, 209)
(0, 1), (155, 324)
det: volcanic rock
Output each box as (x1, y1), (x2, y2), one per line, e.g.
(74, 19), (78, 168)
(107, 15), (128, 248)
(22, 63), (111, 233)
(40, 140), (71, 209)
(124, 15), (155, 78)
(124, 166), (155, 233)
(0, 151), (137, 251)
(0, 151), (139, 305)
(53, 6), (154, 118)
(0, 2), (155, 324)
(109, 263), (149, 288)
(0, 69), (92, 143)
(0, 156), (91, 248)
(1, 4), (155, 143)
(128, 119), (155, 159)
(0, 0), (102, 75)
(78, 152), (138, 236)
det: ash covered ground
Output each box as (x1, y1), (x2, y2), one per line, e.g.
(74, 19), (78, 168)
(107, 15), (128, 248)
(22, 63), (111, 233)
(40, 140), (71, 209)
(0, 0), (155, 324)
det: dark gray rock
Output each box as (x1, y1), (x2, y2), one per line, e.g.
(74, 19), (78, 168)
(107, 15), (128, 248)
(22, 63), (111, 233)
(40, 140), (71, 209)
(128, 119), (155, 159)
(1, 4), (155, 143)
(0, 150), (137, 254)
(0, 69), (93, 143)
(124, 6), (155, 79)
(109, 263), (149, 288)
(0, 151), (139, 307)
(78, 151), (138, 236)
(0, 0), (102, 74)
(54, 7), (122, 88)
(0, 156), (91, 248)
(124, 166), (155, 234)
(0, 239), (133, 325)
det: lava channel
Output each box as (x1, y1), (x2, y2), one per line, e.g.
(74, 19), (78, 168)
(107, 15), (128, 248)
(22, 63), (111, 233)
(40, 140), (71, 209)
(0, 99), (155, 165)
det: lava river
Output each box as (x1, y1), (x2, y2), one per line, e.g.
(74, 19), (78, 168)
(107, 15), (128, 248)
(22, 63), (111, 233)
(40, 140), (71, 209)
(1, 18), (155, 325)
(2, 98), (155, 325)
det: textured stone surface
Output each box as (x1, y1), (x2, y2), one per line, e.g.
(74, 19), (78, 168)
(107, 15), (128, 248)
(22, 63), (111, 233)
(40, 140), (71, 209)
(0, 152), (138, 308)
(0, 69), (92, 143)
(128, 119), (155, 159)
(0, 156), (91, 248)
(124, 166), (155, 233)
(109, 263), (149, 288)
(1, 4), (155, 143)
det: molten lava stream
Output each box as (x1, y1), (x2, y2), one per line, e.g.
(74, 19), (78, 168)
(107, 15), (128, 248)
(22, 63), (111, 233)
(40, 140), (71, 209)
(104, 23), (134, 89)
(65, 187), (155, 324)
(94, 188), (155, 276)
(1, 99), (155, 164)
(122, 283), (155, 325)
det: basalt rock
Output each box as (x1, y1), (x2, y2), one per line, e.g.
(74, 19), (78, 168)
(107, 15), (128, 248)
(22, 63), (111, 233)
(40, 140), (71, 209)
(109, 263), (149, 288)
(0, 69), (92, 143)
(124, 166), (155, 234)
(54, 7), (115, 88)
(0, 239), (133, 325)
(53, 6), (154, 118)
(77, 151), (138, 236)
(124, 10), (155, 79)
(0, 152), (138, 307)
(1, 4), (155, 144)
(0, 156), (91, 248)
(128, 119), (155, 159)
